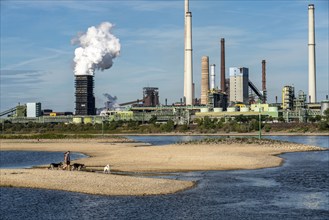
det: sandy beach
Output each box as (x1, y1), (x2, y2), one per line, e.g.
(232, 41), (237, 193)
(0, 137), (326, 196)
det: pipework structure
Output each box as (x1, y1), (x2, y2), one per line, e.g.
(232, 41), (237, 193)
(184, 0), (194, 105)
(308, 4), (317, 103)
(75, 75), (95, 115)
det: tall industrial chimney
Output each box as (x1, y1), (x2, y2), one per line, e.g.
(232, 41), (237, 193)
(184, 0), (193, 105)
(308, 4), (316, 103)
(262, 60), (267, 103)
(75, 75), (95, 115)
(210, 64), (216, 90)
(220, 38), (226, 92)
(201, 56), (209, 105)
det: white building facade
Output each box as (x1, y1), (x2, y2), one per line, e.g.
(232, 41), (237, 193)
(229, 67), (249, 104)
(26, 102), (41, 117)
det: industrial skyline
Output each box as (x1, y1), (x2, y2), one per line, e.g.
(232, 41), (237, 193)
(1, 0), (328, 112)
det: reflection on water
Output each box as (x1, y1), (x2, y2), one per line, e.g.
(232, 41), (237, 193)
(1, 136), (328, 220)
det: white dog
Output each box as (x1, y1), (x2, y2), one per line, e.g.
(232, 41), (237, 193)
(104, 164), (111, 174)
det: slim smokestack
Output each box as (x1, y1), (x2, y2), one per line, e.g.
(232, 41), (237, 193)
(184, 0), (193, 105)
(262, 60), (266, 91)
(262, 60), (267, 103)
(220, 38), (226, 92)
(308, 4), (316, 103)
(210, 64), (216, 90)
(201, 56), (209, 105)
(192, 83), (195, 105)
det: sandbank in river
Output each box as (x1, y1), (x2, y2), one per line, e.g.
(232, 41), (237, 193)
(0, 138), (325, 196)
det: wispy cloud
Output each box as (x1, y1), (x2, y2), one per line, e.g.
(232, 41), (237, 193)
(2, 54), (60, 70)
(1, 69), (46, 86)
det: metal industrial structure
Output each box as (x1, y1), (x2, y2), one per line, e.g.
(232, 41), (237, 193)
(143, 87), (159, 107)
(282, 86), (295, 110)
(75, 75), (95, 115)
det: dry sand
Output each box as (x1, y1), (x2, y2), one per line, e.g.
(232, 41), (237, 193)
(0, 138), (326, 196)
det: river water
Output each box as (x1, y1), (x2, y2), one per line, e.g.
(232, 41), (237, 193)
(1, 136), (328, 220)
(0, 151), (87, 169)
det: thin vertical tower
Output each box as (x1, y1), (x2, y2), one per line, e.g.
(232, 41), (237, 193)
(210, 64), (216, 90)
(262, 60), (267, 103)
(220, 38), (226, 93)
(201, 56), (209, 105)
(308, 4), (316, 103)
(184, 0), (193, 105)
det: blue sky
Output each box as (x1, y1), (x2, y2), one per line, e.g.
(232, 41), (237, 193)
(1, 0), (328, 112)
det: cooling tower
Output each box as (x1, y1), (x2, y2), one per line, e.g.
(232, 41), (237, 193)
(75, 75), (95, 115)
(308, 4), (316, 103)
(201, 56), (209, 105)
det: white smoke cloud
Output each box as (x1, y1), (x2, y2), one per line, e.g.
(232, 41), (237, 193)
(73, 22), (120, 76)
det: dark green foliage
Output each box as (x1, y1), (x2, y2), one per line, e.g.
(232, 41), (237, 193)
(177, 124), (189, 132)
(160, 120), (175, 132)
(264, 124), (271, 132)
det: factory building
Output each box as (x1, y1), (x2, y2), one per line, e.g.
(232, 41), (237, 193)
(282, 86), (295, 110)
(75, 75), (95, 115)
(208, 92), (228, 110)
(26, 102), (41, 118)
(143, 87), (159, 107)
(229, 67), (249, 104)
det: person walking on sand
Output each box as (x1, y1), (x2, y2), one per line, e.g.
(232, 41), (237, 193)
(63, 151), (71, 170)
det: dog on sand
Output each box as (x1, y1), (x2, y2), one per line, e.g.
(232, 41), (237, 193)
(48, 162), (63, 170)
(71, 163), (85, 171)
(103, 164), (111, 174)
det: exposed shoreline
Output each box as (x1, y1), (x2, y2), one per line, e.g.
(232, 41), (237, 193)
(119, 132), (329, 136)
(0, 137), (326, 196)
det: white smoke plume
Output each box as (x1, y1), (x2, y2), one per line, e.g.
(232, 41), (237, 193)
(73, 22), (121, 76)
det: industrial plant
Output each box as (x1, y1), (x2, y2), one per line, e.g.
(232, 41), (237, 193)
(1, 1), (328, 127)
